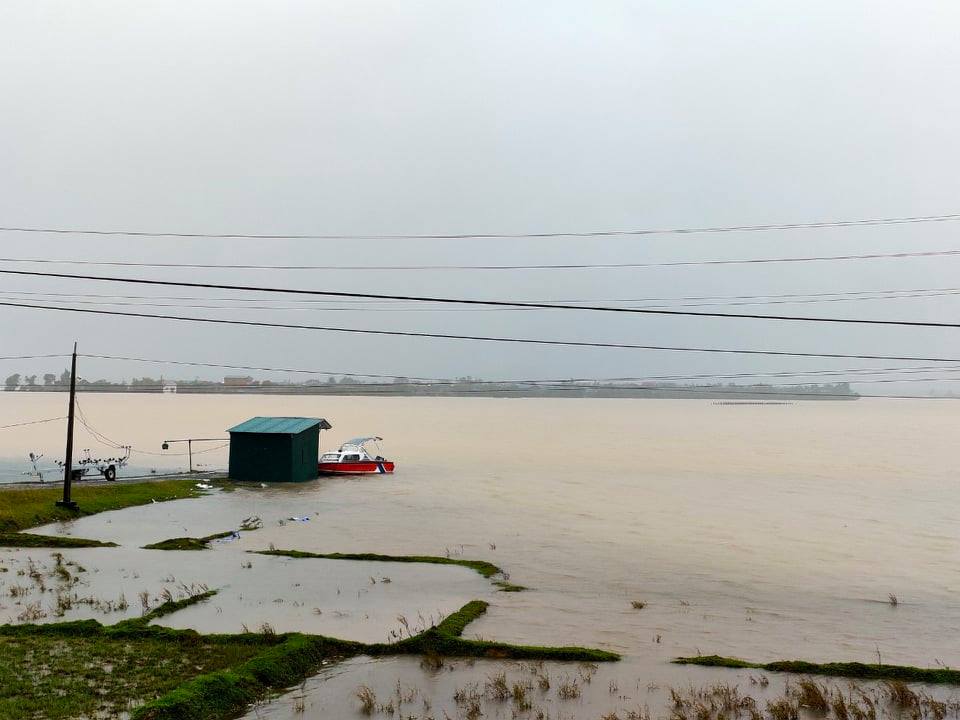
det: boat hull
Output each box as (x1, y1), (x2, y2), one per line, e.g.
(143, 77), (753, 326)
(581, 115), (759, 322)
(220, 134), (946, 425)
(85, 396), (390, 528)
(318, 460), (395, 475)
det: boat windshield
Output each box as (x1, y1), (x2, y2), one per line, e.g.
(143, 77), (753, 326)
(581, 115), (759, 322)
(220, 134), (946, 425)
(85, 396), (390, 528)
(343, 436), (382, 447)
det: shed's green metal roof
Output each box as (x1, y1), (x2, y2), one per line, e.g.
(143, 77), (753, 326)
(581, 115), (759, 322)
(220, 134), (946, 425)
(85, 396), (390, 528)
(227, 417), (332, 434)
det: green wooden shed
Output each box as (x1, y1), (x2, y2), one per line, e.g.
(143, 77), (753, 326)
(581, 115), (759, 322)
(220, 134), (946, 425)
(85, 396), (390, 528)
(227, 416), (332, 483)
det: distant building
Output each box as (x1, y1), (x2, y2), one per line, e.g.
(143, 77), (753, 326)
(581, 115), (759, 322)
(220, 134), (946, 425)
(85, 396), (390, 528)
(224, 376), (254, 387)
(227, 416), (333, 483)
(162, 382), (177, 394)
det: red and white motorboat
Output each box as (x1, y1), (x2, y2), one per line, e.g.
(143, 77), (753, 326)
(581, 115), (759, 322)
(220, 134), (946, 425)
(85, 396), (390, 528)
(318, 437), (395, 475)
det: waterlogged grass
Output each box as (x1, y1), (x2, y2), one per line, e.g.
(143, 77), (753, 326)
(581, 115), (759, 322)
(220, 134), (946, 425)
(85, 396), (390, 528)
(255, 547), (529, 591)
(0, 494), (617, 719)
(0, 532), (117, 548)
(0, 591), (257, 720)
(255, 548), (503, 578)
(142, 590), (220, 622)
(4, 593), (616, 720)
(368, 599), (620, 663)
(436, 600), (489, 636)
(143, 531), (236, 551)
(144, 518), (259, 551)
(131, 634), (361, 720)
(258, 548), (531, 593)
(0, 478), (212, 533)
(674, 655), (960, 685)
(0, 631), (263, 720)
(493, 580), (528, 592)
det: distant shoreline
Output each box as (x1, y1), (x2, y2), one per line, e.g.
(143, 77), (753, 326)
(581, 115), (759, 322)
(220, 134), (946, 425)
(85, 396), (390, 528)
(2, 384), (860, 400)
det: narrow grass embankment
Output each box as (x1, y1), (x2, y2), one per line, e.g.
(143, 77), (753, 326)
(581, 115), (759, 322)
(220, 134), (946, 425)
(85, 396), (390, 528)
(254, 548), (529, 592)
(369, 599), (620, 663)
(0, 532), (117, 548)
(143, 517), (260, 551)
(144, 531), (237, 551)
(675, 655), (960, 685)
(0, 478), (220, 547)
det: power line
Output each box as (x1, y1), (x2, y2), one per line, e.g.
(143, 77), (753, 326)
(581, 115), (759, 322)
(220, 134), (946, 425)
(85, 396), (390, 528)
(9, 286), (960, 304)
(1, 212), (958, 240)
(7, 294), (960, 315)
(0, 416), (65, 430)
(4, 300), (960, 363)
(5, 286), (960, 312)
(0, 354), (70, 361)
(3, 247), (960, 270)
(2, 268), (959, 329)
(75, 398), (219, 458)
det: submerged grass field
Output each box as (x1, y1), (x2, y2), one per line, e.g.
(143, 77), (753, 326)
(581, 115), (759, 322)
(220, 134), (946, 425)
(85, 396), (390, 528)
(0, 474), (613, 720)
(0, 593), (616, 720)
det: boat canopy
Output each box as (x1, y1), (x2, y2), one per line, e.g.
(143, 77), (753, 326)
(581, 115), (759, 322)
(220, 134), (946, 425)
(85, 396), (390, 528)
(343, 436), (383, 446)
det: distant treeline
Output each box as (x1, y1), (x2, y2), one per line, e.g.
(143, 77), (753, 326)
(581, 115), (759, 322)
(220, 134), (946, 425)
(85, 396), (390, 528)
(3, 371), (859, 400)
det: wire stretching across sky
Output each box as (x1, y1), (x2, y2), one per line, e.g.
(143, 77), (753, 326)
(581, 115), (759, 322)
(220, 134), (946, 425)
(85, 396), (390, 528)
(7, 300), (960, 363)
(3, 268), (960, 328)
(4, 287), (960, 313)
(0, 211), (958, 239)
(0, 416), (66, 431)
(2, 247), (960, 270)
(7, 286), (960, 307)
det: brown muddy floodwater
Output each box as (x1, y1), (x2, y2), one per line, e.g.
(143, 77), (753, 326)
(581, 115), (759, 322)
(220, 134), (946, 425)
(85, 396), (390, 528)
(1, 393), (958, 718)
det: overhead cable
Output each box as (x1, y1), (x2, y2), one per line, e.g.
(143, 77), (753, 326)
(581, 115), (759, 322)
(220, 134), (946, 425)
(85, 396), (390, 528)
(1, 269), (959, 328)
(0, 211), (958, 240)
(4, 300), (960, 363)
(2, 247), (960, 270)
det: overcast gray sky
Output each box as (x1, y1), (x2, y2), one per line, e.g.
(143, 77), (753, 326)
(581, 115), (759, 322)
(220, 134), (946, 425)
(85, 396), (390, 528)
(1, 1), (959, 386)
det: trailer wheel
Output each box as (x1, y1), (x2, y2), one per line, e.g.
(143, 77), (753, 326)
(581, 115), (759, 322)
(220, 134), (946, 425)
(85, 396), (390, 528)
(103, 465), (117, 482)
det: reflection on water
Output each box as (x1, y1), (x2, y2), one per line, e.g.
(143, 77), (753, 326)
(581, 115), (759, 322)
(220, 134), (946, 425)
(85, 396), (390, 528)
(2, 393), (960, 708)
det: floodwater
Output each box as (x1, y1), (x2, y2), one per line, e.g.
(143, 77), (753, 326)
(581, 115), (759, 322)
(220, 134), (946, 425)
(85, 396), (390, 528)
(1, 393), (959, 717)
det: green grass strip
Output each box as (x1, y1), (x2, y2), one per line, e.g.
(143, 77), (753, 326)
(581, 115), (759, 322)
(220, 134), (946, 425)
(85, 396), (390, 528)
(674, 655), (960, 685)
(367, 599), (619, 662)
(492, 580), (528, 592)
(436, 599), (489, 636)
(143, 531), (236, 551)
(130, 634), (361, 720)
(376, 629), (620, 662)
(0, 532), (116, 548)
(0, 478), (213, 533)
(254, 548), (502, 578)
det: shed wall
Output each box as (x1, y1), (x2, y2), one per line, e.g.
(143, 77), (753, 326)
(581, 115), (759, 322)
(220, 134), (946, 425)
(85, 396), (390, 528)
(288, 428), (319, 483)
(228, 427), (319, 483)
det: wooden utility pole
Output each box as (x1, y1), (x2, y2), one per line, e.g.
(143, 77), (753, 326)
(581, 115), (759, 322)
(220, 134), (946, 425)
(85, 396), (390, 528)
(56, 343), (79, 510)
